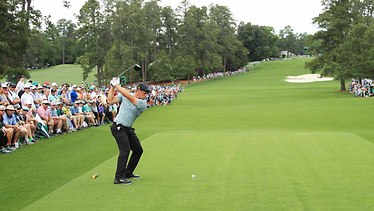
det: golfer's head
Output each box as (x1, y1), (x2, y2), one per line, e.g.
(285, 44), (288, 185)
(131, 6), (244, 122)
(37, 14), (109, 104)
(136, 83), (151, 99)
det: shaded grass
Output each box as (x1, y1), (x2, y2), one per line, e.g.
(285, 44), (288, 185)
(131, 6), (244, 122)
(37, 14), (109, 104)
(0, 126), (153, 210)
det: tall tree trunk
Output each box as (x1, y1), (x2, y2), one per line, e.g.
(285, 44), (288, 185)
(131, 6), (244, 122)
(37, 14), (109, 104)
(62, 40), (65, 64)
(340, 78), (346, 91)
(22, 0), (32, 24)
(22, 0), (26, 11)
(142, 60), (146, 82)
(97, 65), (102, 87)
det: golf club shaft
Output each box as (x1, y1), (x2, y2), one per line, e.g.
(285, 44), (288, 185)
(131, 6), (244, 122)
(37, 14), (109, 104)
(117, 65), (136, 78)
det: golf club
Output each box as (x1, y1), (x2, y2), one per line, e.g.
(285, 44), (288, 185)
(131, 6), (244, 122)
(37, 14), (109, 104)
(117, 64), (141, 78)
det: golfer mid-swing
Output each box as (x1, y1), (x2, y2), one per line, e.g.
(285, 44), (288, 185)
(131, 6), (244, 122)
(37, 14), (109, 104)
(107, 79), (151, 185)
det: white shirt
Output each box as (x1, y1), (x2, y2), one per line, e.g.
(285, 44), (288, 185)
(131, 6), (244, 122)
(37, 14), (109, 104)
(16, 80), (24, 93)
(8, 90), (20, 102)
(21, 92), (35, 108)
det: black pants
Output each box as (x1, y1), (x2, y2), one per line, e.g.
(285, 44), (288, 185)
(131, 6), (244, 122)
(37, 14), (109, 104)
(110, 123), (143, 179)
(0, 131), (7, 147)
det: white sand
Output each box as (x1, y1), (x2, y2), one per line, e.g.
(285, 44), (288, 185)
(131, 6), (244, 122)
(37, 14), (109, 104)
(285, 74), (334, 83)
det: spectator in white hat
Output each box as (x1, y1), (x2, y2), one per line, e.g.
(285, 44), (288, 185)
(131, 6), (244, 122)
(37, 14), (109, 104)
(0, 83), (10, 106)
(49, 101), (64, 134)
(20, 106), (37, 138)
(32, 85), (44, 107)
(20, 83), (35, 108)
(70, 100), (85, 130)
(37, 100), (55, 135)
(3, 105), (30, 146)
(14, 104), (36, 143)
(51, 82), (58, 88)
(22, 102), (38, 128)
(8, 83), (21, 106)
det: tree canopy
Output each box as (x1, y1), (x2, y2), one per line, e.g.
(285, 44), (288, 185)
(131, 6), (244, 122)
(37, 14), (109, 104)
(1, 0), (312, 85)
(306, 0), (374, 91)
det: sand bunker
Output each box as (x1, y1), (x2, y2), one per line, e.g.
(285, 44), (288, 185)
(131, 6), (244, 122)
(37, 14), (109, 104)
(285, 74), (334, 83)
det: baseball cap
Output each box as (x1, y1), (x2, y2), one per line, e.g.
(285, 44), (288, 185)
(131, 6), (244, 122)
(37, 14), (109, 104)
(137, 83), (152, 93)
(1, 83), (8, 88)
(24, 83), (31, 88)
(51, 82), (57, 86)
(25, 100), (32, 105)
(14, 104), (21, 109)
(42, 100), (50, 104)
(22, 106), (29, 111)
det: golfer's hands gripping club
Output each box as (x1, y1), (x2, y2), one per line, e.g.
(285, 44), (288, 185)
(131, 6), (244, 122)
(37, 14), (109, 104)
(110, 77), (120, 87)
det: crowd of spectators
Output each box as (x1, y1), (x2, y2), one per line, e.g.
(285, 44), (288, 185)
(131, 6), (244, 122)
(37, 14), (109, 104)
(192, 68), (247, 82)
(0, 75), (183, 154)
(0, 68), (247, 154)
(348, 79), (374, 97)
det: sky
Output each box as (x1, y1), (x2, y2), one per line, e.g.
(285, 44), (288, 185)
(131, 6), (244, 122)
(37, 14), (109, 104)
(33, 0), (323, 34)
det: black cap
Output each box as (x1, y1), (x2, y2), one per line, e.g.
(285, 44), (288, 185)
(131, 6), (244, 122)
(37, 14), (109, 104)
(137, 83), (151, 93)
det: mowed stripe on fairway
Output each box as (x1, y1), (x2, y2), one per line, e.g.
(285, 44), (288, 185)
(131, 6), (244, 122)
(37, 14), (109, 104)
(23, 131), (374, 210)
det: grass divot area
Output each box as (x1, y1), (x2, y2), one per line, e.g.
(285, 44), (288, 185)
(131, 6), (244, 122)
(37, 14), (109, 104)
(23, 131), (374, 210)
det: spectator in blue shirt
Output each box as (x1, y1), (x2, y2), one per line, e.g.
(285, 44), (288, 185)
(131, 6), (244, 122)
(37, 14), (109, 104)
(3, 105), (29, 146)
(70, 85), (78, 103)
(70, 101), (84, 129)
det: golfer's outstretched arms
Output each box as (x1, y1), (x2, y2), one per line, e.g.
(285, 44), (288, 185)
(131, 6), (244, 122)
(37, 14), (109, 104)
(107, 86), (119, 105)
(110, 84), (138, 105)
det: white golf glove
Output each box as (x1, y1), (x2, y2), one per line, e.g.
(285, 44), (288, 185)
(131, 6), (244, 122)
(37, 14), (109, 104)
(110, 78), (119, 87)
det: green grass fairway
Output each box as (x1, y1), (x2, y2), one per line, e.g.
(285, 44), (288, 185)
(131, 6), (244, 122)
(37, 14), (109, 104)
(1, 58), (374, 210)
(23, 132), (373, 210)
(28, 64), (96, 85)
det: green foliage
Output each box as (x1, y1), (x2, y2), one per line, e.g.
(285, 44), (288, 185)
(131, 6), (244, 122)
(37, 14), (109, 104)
(170, 55), (196, 80)
(76, 53), (95, 81)
(3, 67), (30, 83)
(336, 22), (374, 78)
(278, 26), (310, 55)
(147, 55), (173, 82)
(238, 23), (279, 61)
(0, 0), (29, 76)
(77, 0), (108, 86)
(306, 0), (374, 91)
